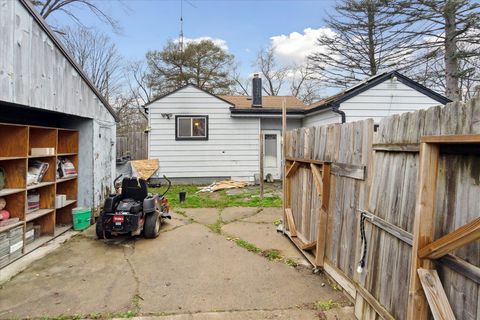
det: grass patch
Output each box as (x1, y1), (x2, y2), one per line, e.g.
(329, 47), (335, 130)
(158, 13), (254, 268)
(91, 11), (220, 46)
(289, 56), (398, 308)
(235, 239), (261, 253)
(315, 299), (340, 311)
(285, 258), (298, 267)
(150, 184), (282, 209)
(207, 220), (223, 234)
(263, 249), (282, 261)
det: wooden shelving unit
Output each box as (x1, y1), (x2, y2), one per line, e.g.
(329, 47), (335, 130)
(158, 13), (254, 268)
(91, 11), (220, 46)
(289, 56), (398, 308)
(0, 123), (79, 268)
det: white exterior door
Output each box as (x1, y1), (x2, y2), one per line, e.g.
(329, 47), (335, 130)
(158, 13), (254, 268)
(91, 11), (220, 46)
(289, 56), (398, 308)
(263, 130), (281, 179)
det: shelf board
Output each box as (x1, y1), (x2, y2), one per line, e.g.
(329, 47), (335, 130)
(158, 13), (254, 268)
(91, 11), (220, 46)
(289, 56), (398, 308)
(24, 235), (54, 254)
(26, 181), (55, 190)
(57, 199), (77, 209)
(0, 156), (26, 161)
(28, 154), (55, 159)
(56, 175), (78, 183)
(0, 220), (24, 234)
(57, 153), (77, 156)
(25, 208), (54, 222)
(54, 224), (72, 236)
(0, 188), (25, 197)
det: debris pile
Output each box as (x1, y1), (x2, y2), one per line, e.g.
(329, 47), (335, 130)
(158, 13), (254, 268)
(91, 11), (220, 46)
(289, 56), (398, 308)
(197, 180), (249, 193)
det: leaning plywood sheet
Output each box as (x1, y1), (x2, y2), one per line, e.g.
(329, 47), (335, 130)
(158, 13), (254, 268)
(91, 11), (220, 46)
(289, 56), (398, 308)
(130, 160), (159, 180)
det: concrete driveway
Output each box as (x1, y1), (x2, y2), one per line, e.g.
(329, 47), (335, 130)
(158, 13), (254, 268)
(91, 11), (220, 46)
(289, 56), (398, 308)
(0, 207), (354, 320)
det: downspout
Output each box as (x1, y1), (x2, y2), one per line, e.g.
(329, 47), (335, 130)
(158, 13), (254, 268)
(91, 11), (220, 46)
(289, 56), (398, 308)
(332, 105), (346, 123)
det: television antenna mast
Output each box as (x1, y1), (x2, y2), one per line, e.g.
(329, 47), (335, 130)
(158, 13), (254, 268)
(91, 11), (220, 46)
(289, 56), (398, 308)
(179, 0), (196, 53)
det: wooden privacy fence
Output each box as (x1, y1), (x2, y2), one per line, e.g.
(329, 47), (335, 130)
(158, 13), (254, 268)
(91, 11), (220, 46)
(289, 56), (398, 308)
(283, 97), (480, 320)
(116, 131), (148, 160)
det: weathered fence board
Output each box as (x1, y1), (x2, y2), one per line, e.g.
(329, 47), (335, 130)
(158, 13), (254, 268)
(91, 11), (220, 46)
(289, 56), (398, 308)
(284, 96), (480, 320)
(116, 131), (148, 160)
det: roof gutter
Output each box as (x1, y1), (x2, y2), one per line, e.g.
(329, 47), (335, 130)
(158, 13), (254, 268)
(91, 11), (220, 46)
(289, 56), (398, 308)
(331, 105), (346, 123)
(230, 113), (304, 119)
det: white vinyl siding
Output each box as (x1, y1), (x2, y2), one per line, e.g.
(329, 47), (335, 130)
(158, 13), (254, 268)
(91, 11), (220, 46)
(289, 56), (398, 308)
(340, 80), (442, 123)
(261, 118), (302, 130)
(149, 85), (260, 181)
(303, 110), (341, 127)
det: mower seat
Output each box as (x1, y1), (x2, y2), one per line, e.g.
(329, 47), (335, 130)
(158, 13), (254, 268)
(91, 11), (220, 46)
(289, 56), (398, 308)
(121, 178), (148, 202)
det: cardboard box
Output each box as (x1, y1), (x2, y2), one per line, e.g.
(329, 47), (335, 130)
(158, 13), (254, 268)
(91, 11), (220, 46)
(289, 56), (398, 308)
(31, 147), (55, 156)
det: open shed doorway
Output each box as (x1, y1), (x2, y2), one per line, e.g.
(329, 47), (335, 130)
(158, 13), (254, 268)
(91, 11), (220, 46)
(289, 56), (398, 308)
(262, 130), (281, 180)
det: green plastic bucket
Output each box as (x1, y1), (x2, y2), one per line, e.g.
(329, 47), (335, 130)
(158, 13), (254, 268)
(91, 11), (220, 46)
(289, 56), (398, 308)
(72, 207), (91, 231)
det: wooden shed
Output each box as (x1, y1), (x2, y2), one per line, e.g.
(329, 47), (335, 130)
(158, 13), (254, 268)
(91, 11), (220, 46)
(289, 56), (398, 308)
(0, 0), (118, 266)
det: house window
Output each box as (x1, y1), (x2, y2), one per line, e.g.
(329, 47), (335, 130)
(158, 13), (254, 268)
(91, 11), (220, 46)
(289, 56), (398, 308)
(176, 115), (208, 140)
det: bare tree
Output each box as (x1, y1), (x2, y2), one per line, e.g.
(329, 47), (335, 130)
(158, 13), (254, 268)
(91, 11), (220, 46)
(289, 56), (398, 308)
(125, 60), (153, 107)
(60, 26), (123, 100)
(397, 0), (480, 101)
(255, 46), (290, 96)
(414, 41), (480, 101)
(254, 46), (322, 103)
(289, 63), (322, 105)
(308, 0), (417, 88)
(231, 63), (250, 96)
(30, 0), (121, 32)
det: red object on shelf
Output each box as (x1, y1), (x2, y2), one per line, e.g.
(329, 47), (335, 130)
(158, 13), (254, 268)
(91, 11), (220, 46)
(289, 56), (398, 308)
(0, 210), (9, 221)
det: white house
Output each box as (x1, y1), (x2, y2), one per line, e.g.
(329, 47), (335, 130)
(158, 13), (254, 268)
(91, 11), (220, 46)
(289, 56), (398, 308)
(147, 71), (449, 183)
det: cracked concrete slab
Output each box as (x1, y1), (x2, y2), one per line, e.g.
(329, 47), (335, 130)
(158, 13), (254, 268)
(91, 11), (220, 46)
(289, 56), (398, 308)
(0, 237), (137, 319)
(241, 207), (282, 224)
(180, 208), (219, 225)
(0, 207), (352, 320)
(133, 223), (342, 314)
(220, 207), (260, 223)
(119, 307), (355, 319)
(221, 221), (307, 264)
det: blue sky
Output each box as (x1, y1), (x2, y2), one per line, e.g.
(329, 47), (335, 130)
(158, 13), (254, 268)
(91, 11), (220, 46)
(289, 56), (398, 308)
(52, 0), (336, 75)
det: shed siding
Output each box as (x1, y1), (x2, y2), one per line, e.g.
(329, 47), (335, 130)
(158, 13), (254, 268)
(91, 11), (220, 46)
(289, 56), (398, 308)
(0, 0), (116, 209)
(340, 80), (441, 123)
(303, 110), (341, 127)
(0, 0), (114, 123)
(149, 86), (260, 181)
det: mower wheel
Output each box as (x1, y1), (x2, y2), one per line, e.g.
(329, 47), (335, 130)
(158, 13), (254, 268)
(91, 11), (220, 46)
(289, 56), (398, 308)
(144, 211), (160, 238)
(96, 219), (112, 239)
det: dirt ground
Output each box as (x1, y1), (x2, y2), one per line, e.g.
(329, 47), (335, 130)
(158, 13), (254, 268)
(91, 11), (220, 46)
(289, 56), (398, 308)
(0, 207), (354, 320)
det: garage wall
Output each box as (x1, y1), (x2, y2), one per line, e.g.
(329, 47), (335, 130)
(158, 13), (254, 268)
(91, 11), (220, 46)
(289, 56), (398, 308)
(260, 118), (302, 130)
(340, 80), (442, 123)
(302, 110), (341, 127)
(149, 85), (260, 181)
(0, 0), (115, 123)
(0, 0), (116, 210)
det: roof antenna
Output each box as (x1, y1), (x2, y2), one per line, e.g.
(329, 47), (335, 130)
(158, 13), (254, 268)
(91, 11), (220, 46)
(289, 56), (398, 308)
(179, 0), (196, 53)
(180, 0), (184, 53)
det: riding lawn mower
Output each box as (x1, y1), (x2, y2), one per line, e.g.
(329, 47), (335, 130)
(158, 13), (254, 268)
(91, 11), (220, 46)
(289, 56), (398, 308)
(96, 175), (172, 239)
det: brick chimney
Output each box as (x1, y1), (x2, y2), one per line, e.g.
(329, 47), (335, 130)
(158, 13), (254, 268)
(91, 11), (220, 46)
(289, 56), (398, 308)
(252, 74), (262, 108)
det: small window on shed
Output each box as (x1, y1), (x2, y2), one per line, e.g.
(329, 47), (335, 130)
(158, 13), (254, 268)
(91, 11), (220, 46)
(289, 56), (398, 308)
(176, 116), (208, 140)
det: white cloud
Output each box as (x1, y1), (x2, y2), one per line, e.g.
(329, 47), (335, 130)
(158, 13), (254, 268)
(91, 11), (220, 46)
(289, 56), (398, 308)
(175, 36), (229, 51)
(270, 27), (334, 65)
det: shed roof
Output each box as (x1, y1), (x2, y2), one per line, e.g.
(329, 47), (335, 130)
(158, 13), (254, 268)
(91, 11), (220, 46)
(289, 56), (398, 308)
(19, 0), (119, 122)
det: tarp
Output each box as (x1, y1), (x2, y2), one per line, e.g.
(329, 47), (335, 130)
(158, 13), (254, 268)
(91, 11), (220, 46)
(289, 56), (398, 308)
(129, 159), (159, 180)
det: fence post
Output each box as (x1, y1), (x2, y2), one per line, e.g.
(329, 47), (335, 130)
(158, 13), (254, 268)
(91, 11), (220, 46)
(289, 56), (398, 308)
(407, 142), (440, 320)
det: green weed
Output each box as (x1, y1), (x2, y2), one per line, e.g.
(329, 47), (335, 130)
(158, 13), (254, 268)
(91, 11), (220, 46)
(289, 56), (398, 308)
(285, 258), (298, 267)
(235, 239), (261, 253)
(263, 249), (282, 261)
(315, 299), (340, 311)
